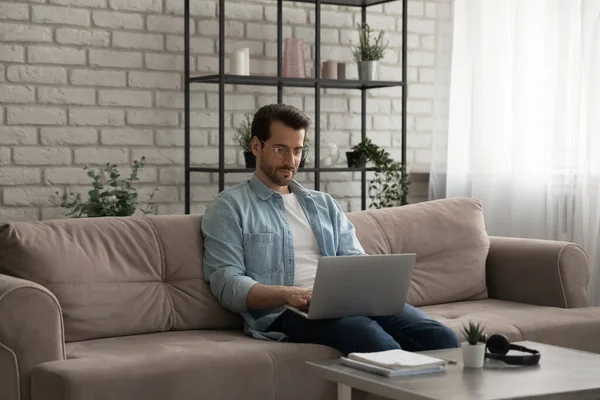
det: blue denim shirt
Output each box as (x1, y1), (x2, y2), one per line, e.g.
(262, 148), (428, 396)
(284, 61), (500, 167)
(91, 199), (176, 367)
(201, 173), (366, 341)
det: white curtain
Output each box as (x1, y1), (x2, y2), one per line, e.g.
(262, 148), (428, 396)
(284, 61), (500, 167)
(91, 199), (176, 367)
(430, 0), (600, 306)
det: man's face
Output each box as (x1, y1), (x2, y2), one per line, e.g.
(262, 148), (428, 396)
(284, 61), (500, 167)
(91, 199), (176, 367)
(253, 120), (305, 189)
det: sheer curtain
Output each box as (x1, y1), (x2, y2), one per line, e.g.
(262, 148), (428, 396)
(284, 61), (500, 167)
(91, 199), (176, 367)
(430, 0), (600, 306)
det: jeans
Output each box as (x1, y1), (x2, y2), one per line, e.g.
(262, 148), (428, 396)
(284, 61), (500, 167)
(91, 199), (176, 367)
(268, 304), (460, 355)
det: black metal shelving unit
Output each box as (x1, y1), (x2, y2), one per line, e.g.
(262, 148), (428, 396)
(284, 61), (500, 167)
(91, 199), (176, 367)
(183, 0), (407, 213)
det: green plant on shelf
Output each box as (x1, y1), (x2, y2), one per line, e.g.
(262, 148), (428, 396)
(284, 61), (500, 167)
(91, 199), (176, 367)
(56, 157), (157, 218)
(347, 138), (411, 209)
(233, 111), (253, 153)
(352, 23), (388, 62)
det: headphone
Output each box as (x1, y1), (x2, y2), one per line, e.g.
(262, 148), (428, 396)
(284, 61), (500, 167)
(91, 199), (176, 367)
(484, 334), (540, 366)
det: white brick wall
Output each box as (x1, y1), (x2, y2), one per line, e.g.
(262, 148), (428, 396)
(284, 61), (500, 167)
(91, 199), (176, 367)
(31, 5), (91, 27)
(93, 11), (144, 30)
(56, 28), (110, 46)
(0, 0), (448, 222)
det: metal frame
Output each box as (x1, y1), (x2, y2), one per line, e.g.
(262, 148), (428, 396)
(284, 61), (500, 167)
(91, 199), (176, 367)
(184, 0), (190, 213)
(184, 0), (407, 214)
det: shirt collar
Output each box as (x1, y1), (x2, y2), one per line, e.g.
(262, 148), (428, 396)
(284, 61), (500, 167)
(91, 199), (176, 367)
(249, 173), (312, 201)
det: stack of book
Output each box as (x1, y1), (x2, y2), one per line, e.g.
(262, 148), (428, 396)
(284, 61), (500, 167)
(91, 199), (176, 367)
(340, 349), (448, 377)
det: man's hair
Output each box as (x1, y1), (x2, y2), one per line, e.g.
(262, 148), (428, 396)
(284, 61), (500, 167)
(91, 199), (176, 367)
(251, 104), (311, 144)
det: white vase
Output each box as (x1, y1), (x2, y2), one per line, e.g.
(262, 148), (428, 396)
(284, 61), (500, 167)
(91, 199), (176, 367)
(461, 342), (486, 368)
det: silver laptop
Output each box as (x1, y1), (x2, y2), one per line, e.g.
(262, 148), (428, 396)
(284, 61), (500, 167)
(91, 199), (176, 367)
(284, 253), (416, 320)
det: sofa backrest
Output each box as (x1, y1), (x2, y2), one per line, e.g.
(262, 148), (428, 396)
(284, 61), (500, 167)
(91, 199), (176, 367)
(0, 197), (490, 342)
(0, 214), (242, 342)
(346, 197), (490, 307)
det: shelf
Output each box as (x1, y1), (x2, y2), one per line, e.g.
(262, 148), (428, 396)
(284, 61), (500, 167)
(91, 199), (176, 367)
(283, 0), (396, 7)
(183, 0), (408, 213)
(190, 167), (377, 173)
(189, 74), (403, 90)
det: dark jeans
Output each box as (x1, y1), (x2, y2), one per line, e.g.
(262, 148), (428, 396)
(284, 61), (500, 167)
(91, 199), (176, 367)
(268, 304), (460, 355)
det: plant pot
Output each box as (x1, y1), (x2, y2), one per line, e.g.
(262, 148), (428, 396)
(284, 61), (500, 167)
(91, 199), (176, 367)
(243, 151), (256, 169)
(461, 342), (486, 368)
(357, 60), (378, 81)
(346, 151), (364, 168)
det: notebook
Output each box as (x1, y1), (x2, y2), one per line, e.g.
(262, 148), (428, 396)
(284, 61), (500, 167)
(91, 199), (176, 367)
(340, 349), (447, 377)
(340, 357), (445, 377)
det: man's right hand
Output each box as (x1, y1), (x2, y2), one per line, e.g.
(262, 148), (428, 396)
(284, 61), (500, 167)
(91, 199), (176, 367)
(283, 287), (312, 308)
(246, 283), (312, 311)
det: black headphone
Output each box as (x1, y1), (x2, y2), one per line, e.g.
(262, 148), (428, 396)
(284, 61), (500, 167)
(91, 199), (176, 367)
(484, 334), (540, 366)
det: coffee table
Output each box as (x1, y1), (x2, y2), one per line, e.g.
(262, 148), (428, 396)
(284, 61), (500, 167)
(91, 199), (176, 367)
(307, 341), (600, 400)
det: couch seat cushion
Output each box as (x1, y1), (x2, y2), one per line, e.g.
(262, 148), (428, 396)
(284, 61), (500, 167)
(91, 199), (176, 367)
(422, 299), (600, 353)
(31, 330), (339, 400)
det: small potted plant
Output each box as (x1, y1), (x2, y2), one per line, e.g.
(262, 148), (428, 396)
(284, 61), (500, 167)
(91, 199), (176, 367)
(346, 137), (378, 168)
(352, 23), (388, 81)
(461, 321), (487, 368)
(234, 111), (254, 168)
(346, 138), (411, 208)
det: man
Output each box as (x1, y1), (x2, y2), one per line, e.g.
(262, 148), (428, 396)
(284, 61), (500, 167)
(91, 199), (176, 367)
(201, 103), (460, 355)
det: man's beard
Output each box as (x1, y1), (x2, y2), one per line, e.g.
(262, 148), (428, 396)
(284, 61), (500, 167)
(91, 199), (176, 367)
(260, 163), (296, 187)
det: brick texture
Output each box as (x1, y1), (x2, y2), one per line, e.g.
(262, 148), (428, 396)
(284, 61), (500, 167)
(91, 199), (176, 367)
(0, 0), (448, 220)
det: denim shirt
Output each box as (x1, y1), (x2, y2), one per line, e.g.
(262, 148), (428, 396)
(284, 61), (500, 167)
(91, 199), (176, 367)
(201, 173), (366, 341)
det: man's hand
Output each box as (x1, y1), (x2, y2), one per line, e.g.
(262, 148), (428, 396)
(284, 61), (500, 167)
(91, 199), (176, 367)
(246, 284), (312, 311)
(283, 287), (312, 308)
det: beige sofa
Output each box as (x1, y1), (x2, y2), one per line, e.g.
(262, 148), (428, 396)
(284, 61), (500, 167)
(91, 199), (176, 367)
(1, 197), (600, 400)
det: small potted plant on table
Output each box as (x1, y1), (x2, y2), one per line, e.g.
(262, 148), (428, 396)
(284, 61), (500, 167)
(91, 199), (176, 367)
(461, 321), (487, 368)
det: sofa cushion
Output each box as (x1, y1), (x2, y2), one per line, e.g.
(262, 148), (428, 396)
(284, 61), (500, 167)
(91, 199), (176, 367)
(347, 197), (490, 307)
(0, 215), (241, 342)
(31, 331), (339, 400)
(422, 299), (600, 353)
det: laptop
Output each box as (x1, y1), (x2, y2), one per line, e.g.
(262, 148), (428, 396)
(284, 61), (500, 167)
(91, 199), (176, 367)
(284, 253), (416, 320)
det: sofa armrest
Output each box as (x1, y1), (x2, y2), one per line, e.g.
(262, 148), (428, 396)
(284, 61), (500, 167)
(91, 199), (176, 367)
(0, 274), (65, 400)
(485, 236), (591, 309)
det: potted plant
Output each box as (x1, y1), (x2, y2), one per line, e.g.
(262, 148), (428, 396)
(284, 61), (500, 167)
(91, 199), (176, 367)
(346, 137), (376, 168)
(461, 321), (487, 368)
(352, 23), (388, 81)
(56, 157), (157, 218)
(346, 138), (411, 208)
(234, 111), (255, 168)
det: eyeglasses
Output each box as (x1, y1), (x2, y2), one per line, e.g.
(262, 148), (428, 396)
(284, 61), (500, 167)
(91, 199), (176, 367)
(261, 141), (307, 161)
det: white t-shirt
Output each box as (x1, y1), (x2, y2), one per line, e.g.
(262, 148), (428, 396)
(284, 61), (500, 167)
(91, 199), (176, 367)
(282, 193), (320, 289)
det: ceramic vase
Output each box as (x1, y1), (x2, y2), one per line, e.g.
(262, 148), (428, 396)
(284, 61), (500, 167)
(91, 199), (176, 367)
(337, 62), (346, 79)
(322, 60), (338, 79)
(282, 38), (306, 78)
